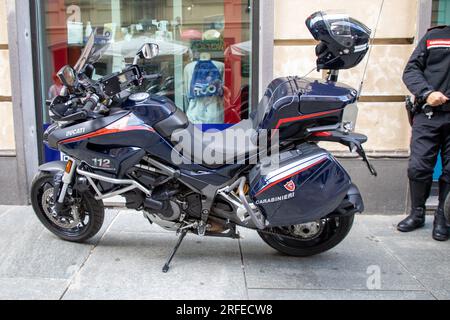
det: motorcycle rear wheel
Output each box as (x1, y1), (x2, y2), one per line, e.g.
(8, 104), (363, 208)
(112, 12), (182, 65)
(258, 214), (354, 257)
(31, 171), (104, 243)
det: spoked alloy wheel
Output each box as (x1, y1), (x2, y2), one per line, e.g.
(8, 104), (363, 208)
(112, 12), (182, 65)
(31, 172), (104, 243)
(258, 214), (355, 257)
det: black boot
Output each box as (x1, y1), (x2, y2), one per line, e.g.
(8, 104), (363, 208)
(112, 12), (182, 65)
(437, 180), (450, 227)
(397, 179), (431, 232)
(397, 207), (426, 232)
(433, 208), (449, 241)
(433, 180), (450, 241)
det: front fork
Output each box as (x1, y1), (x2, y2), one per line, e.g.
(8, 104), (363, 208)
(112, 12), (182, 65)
(54, 158), (77, 214)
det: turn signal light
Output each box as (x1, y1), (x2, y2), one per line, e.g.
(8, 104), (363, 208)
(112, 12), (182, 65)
(65, 160), (73, 173)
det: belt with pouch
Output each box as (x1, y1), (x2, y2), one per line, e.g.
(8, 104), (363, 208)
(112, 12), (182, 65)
(421, 102), (450, 120)
(432, 102), (450, 112)
(405, 97), (450, 125)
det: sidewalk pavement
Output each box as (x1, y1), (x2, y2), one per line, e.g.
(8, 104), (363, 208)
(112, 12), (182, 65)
(0, 205), (449, 300)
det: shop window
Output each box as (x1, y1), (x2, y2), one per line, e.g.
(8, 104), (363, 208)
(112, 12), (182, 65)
(35, 0), (255, 128)
(432, 0), (450, 26)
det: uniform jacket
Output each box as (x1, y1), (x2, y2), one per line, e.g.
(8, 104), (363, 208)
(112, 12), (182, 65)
(403, 25), (450, 100)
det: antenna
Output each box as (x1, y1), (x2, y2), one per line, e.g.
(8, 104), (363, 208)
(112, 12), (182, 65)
(357, 0), (385, 100)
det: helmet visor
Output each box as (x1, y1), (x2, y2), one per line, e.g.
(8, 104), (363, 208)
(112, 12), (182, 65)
(321, 12), (355, 48)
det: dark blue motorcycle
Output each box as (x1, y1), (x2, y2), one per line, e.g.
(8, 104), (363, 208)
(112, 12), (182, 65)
(31, 12), (376, 272)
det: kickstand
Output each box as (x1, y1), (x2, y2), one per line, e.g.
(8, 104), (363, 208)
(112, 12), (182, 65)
(162, 230), (188, 273)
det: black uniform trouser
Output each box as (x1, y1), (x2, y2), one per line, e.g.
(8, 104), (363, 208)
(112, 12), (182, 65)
(408, 112), (450, 209)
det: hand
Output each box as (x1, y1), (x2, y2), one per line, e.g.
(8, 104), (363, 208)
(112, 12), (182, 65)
(426, 91), (449, 107)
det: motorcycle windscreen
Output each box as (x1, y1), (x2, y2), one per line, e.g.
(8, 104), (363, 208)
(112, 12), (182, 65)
(249, 144), (352, 227)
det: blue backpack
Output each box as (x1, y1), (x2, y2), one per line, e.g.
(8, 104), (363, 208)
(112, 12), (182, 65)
(189, 60), (224, 100)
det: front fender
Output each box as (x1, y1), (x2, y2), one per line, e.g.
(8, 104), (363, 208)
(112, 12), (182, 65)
(38, 161), (67, 173)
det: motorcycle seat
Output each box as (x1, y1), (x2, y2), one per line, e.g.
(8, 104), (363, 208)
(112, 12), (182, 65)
(153, 107), (260, 168)
(170, 119), (259, 168)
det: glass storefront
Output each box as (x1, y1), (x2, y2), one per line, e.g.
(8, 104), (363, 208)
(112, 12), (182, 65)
(32, 0), (258, 162)
(432, 0), (450, 26)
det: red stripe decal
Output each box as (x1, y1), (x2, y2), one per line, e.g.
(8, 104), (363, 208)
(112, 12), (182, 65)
(271, 109), (342, 138)
(255, 157), (327, 197)
(274, 109), (342, 130)
(427, 39), (450, 48)
(60, 126), (154, 144)
(59, 115), (155, 144)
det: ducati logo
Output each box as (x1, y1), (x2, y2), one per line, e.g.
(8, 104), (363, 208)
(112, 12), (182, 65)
(284, 180), (296, 192)
(66, 127), (86, 137)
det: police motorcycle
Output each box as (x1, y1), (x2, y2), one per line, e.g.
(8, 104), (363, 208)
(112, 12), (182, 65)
(32, 12), (376, 272)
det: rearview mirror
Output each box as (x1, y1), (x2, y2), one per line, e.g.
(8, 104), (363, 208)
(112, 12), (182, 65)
(57, 65), (78, 88)
(82, 64), (95, 79)
(138, 43), (159, 60)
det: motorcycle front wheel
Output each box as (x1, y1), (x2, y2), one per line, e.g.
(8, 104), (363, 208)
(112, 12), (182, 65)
(258, 214), (354, 257)
(31, 171), (104, 243)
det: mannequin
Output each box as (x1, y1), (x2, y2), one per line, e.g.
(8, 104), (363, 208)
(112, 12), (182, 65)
(183, 31), (225, 124)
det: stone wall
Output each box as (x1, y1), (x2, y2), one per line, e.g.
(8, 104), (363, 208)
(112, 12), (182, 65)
(0, 0), (15, 154)
(274, 0), (417, 154)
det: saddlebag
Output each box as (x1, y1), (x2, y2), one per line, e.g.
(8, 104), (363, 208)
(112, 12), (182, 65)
(249, 143), (353, 227)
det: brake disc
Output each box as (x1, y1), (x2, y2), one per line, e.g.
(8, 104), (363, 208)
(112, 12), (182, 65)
(41, 188), (81, 229)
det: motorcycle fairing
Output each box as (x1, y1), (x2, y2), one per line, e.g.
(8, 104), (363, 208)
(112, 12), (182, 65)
(60, 114), (155, 145)
(47, 96), (248, 189)
(47, 111), (130, 149)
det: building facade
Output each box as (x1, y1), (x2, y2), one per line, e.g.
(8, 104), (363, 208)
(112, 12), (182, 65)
(1, 0), (30, 205)
(0, 0), (447, 213)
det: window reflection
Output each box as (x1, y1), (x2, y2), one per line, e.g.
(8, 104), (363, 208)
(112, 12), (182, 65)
(40, 0), (253, 125)
(432, 0), (450, 26)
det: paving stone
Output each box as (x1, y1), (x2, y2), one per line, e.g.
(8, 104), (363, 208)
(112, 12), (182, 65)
(239, 217), (423, 291)
(0, 277), (69, 300)
(0, 206), (118, 279)
(62, 231), (246, 300)
(107, 210), (171, 234)
(0, 207), (445, 300)
(411, 273), (450, 299)
(0, 206), (14, 217)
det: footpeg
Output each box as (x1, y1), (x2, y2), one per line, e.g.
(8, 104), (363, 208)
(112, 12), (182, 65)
(197, 221), (207, 236)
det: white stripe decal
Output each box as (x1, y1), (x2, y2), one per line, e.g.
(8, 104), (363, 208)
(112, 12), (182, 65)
(264, 154), (328, 185)
(428, 45), (450, 49)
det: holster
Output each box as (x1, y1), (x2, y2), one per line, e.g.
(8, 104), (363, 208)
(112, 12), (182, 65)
(405, 95), (422, 126)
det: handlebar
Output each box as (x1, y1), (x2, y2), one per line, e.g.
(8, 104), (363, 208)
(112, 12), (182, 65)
(50, 93), (101, 122)
(50, 65), (156, 122)
(142, 74), (162, 81)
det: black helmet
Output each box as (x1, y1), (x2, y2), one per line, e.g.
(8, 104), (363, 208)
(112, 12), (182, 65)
(306, 11), (371, 70)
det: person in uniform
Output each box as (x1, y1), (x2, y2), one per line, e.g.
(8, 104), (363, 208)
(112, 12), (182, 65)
(398, 25), (450, 241)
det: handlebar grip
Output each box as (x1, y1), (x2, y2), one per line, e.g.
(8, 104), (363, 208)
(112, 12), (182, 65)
(143, 74), (162, 81)
(82, 98), (97, 113)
